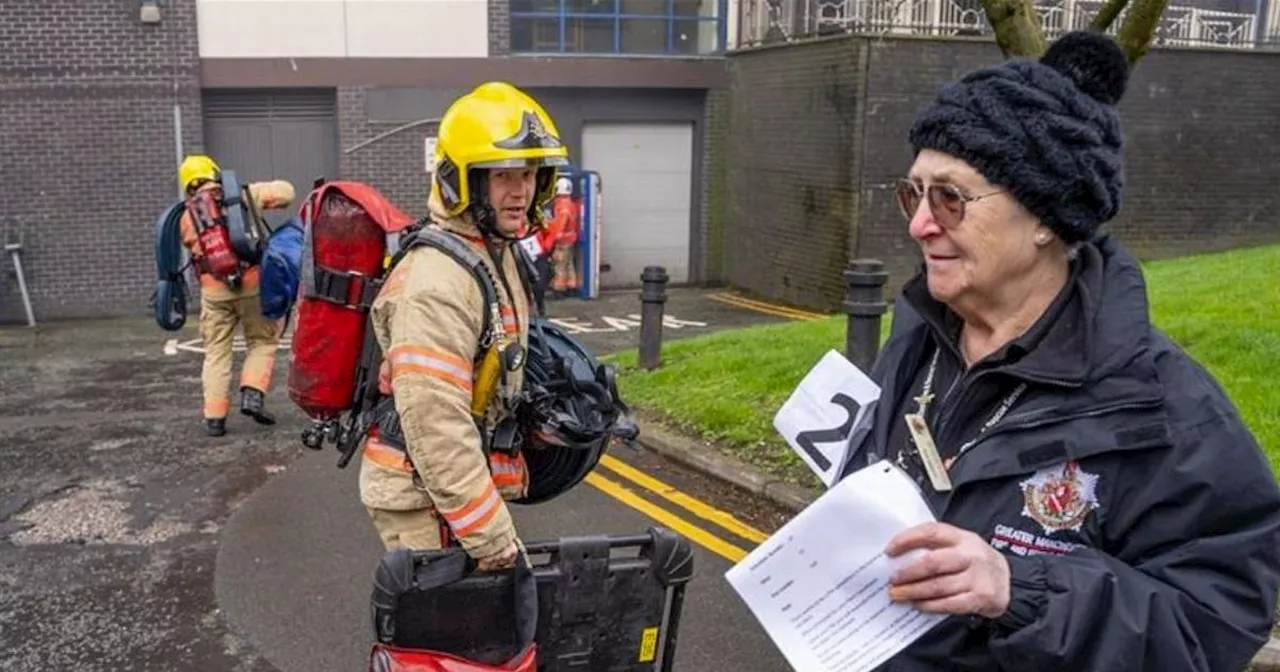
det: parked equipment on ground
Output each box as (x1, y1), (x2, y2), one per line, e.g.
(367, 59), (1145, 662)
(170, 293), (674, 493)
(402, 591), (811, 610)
(369, 526), (693, 672)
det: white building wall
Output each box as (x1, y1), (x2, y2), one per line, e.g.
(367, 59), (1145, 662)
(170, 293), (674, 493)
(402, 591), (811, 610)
(197, 0), (489, 58)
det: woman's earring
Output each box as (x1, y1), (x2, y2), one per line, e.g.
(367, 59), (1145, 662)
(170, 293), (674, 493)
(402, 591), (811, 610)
(1035, 232), (1051, 246)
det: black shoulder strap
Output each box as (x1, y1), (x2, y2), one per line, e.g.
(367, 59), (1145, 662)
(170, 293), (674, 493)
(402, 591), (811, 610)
(220, 169), (268, 264)
(392, 226), (503, 348)
(511, 237), (545, 318)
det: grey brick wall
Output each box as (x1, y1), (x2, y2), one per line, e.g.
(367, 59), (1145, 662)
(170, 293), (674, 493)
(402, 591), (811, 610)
(723, 35), (1280, 311)
(489, 0), (512, 56)
(701, 88), (730, 284)
(0, 0), (202, 324)
(337, 86), (436, 220)
(724, 38), (865, 309)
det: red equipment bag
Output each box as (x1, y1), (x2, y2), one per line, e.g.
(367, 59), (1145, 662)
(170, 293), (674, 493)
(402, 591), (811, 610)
(368, 644), (537, 672)
(368, 546), (538, 672)
(287, 180), (415, 421)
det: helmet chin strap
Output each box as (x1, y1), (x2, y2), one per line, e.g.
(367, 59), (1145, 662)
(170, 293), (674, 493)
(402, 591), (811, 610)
(467, 170), (525, 242)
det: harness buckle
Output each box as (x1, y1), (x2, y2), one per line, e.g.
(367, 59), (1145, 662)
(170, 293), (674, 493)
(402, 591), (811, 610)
(315, 266), (371, 310)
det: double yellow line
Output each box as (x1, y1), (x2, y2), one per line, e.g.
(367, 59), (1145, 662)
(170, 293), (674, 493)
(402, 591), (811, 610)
(707, 292), (829, 321)
(586, 455), (769, 564)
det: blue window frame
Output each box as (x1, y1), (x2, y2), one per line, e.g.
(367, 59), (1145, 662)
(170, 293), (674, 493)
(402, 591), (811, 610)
(509, 0), (727, 56)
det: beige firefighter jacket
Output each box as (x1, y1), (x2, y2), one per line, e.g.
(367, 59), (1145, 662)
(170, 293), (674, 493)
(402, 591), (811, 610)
(180, 179), (296, 301)
(359, 193), (533, 560)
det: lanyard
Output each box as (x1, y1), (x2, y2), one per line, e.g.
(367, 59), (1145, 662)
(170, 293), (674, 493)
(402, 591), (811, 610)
(896, 348), (1028, 473)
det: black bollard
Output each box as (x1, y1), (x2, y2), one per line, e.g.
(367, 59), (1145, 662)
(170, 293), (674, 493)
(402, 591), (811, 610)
(843, 259), (889, 373)
(638, 266), (670, 370)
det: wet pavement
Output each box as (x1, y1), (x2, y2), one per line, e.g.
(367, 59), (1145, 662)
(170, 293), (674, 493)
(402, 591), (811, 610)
(0, 289), (801, 672)
(0, 317), (291, 672)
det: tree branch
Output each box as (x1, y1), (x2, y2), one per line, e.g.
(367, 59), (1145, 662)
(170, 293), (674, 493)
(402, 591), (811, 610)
(1090, 0), (1130, 31)
(982, 0), (1048, 58)
(1114, 0), (1169, 63)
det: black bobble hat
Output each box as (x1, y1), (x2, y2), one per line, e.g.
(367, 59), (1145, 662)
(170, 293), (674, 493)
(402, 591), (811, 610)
(908, 30), (1130, 243)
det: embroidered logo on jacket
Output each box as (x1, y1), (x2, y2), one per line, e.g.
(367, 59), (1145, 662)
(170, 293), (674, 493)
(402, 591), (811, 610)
(1019, 460), (1099, 535)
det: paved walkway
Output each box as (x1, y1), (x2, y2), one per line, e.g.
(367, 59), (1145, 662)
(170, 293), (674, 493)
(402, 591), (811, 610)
(0, 287), (822, 672)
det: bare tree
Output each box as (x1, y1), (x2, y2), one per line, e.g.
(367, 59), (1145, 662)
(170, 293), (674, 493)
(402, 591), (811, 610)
(980, 0), (1169, 62)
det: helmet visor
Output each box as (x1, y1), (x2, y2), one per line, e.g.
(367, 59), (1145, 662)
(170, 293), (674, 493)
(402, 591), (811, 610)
(472, 156), (570, 170)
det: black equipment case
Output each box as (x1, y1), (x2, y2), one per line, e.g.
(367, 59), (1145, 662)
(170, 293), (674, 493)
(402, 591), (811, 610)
(370, 526), (694, 671)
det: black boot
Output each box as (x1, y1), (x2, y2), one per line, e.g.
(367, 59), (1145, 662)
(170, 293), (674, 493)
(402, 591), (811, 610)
(206, 418), (227, 437)
(240, 387), (277, 426)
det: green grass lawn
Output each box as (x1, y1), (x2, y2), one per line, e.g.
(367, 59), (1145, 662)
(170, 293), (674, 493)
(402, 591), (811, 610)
(605, 243), (1280, 487)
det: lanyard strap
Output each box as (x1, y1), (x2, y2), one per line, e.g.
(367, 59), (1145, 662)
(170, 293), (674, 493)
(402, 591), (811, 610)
(912, 347), (1028, 459)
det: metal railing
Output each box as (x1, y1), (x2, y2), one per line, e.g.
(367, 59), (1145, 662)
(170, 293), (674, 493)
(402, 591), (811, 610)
(734, 0), (1280, 50)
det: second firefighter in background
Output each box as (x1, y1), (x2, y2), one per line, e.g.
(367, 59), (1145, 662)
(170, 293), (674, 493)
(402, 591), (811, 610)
(177, 155), (295, 437)
(357, 82), (570, 570)
(538, 176), (580, 297)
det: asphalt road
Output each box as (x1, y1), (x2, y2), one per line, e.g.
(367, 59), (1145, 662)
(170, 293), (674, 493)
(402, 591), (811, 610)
(214, 446), (795, 672)
(0, 288), (810, 672)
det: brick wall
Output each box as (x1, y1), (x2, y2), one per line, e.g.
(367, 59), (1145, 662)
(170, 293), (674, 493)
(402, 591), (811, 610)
(723, 38), (865, 309)
(0, 0), (202, 324)
(701, 88), (731, 284)
(489, 0), (511, 56)
(724, 35), (1280, 310)
(337, 86), (436, 219)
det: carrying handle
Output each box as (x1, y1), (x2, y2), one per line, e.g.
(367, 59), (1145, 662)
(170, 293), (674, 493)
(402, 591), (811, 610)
(410, 546), (538, 651)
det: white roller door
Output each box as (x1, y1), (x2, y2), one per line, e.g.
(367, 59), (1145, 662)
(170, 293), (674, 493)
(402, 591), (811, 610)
(582, 122), (694, 287)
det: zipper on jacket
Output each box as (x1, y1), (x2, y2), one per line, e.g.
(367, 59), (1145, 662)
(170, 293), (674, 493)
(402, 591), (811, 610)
(932, 349), (1089, 458)
(948, 396), (1165, 475)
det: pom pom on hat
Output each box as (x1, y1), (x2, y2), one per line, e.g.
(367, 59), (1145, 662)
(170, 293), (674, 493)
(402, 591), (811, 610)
(1040, 30), (1131, 105)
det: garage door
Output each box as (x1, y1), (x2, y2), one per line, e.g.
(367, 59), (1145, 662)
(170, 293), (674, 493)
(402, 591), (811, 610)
(202, 89), (339, 227)
(581, 122), (694, 287)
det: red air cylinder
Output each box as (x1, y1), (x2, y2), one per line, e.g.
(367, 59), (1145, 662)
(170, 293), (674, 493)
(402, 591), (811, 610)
(189, 190), (242, 279)
(197, 226), (240, 278)
(287, 182), (413, 420)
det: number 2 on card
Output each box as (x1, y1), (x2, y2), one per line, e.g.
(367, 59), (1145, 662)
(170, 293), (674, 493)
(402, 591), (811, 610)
(794, 393), (862, 472)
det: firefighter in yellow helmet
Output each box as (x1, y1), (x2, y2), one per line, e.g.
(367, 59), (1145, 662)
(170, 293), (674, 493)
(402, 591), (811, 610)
(177, 154), (297, 437)
(357, 82), (568, 570)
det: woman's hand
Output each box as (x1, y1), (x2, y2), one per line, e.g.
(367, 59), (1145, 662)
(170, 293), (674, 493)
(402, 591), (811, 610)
(885, 522), (1011, 619)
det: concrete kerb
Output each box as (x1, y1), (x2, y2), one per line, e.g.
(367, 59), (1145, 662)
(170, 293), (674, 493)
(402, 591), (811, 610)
(629, 420), (1280, 671)
(1254, 640), (1280, 671)
(631, 420), (821, 514)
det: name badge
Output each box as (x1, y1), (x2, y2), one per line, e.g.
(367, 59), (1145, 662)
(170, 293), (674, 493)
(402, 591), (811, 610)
(904, 413), (953, 492)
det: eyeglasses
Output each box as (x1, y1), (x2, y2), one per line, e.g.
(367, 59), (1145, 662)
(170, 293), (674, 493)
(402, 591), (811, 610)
(895, 178), (1002, 228)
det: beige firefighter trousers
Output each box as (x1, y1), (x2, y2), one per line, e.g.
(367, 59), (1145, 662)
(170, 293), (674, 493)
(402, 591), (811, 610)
(367, 507), (448, 551)
(199, 292), (282, 419)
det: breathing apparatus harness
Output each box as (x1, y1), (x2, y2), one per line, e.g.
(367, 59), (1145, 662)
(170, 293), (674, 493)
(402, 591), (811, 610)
(327, 177), (635, 510)
(151, 170), (272, 332)
(469, 169), (640, 504)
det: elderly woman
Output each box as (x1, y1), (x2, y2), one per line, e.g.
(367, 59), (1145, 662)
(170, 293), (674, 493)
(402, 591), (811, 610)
(837, 30), (1280, 670)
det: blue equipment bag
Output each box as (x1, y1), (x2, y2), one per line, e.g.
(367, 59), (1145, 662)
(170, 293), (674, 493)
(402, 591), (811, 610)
(259, 216), (305, 320)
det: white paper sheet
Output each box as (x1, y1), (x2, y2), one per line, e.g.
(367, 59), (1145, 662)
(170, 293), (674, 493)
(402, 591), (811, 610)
(773, 350), (882, 487)
(725, 460), (947, 672)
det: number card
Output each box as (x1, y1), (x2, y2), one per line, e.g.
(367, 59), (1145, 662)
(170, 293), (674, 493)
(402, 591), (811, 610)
(518, 235), (543, 260)
(773, 350), (882, 487)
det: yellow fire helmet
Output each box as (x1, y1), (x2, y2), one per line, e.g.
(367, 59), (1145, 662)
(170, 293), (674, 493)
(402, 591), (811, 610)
(179, 154), (221, 194)
(430, 82), (570, 224)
